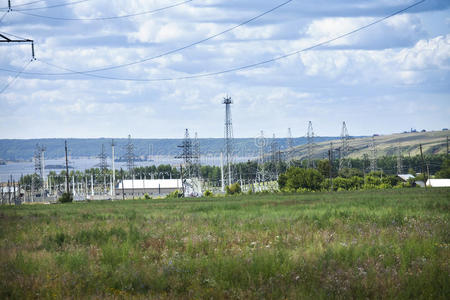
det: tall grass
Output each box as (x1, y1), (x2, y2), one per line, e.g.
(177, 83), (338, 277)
(0, 188), (448, 299)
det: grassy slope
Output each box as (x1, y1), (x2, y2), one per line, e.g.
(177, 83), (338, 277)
(0, 189), (449, 299)
(291, 130), (449, 160)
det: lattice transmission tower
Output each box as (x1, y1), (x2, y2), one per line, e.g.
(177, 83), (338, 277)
(339, 121), (351, 171)
(270, 134), (280, 180)
(255, 130), (268, 183)
(98, 144), (108, 173)
(34, 143), (45, 187)
(287, 128), (294, 166)
(307, 121), (315, 168)
(176, 129), (197, 179)
(125, 134), (135, 174)
(223, 96), (234, 186)
(370, 136), (377, 173)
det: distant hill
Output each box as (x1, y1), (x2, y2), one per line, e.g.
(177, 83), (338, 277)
(0, 137), (339, 161)
(290, 130), (449, 160)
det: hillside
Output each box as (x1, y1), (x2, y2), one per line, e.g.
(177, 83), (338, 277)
(0, 137), (338, 161)
(290, 130), (449, 160)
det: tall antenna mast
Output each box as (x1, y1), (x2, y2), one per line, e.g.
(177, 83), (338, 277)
(307, 121), (315, 168)
(223, 96), (234, 186)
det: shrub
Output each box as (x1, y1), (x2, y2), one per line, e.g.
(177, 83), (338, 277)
(166, 190), (182, 198)
(203, 190), (213, 197)
(225, 183), (241, 195)
(143, 193), (151, 200)
(58, 192), (73, 203)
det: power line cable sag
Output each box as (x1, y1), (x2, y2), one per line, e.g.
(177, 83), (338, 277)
(0, 0), (426, 82)
(0, 59), (33, 94)
(4, 0), (294, 75)
(14, 0), (194, 20)
(0, 0), (92, 12)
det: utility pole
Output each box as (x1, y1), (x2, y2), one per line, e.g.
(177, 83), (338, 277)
(447, 136), (449, 158)
(220, 152), (225, 192)
(396, 142), (403, 175)
(328, 146), (333, 191)
(64, 140), (70, 194)
(111, 139), (115, 197)
(419, 144), (427, 189)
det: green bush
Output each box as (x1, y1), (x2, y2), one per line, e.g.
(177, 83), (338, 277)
(203, 190), (213, 197)
(58, 192), (73, 203)
(225, 183), (241, 195)
(144, 193), (151, 200)
(278, 167), (323, 192)
(166, 190), (182, 198)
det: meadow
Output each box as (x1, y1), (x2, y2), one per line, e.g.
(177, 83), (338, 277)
(0, 189), (448, 299)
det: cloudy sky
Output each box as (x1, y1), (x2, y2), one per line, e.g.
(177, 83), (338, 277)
(0, 0), (449, 139)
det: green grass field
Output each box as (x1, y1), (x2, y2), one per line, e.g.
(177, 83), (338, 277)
(1, 189), (449, 299)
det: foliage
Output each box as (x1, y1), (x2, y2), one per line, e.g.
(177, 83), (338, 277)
(203, 190), (213, 197)
(225, 183), (241, 195)
(278, 167), (323, 192)
(435, 158), (450, 178)
(165, 190), (182, 199)
(58, 192), (73, 203)
(143, 193), (151, 200)
(0, 189), (448, 299)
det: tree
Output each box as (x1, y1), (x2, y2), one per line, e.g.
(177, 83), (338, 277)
(278, 167), (324, 192)
(317, 160), (331, 178)
(435, 158), (450, 178)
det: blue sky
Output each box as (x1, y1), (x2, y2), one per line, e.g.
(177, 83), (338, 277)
(0, 0), (449, 139)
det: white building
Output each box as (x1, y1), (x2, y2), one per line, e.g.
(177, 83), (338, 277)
(116, 179), (182, 198)
(426, 179), (450, 187)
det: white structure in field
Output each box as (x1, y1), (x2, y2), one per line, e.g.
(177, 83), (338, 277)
(426, 179), (450, 187)
(115, 179), (202, 198)
(116, 179), (182, 197)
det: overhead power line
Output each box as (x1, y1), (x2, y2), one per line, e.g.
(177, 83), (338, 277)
(6, 0), (293, 76)
(0, 0), (426, 82)
(0, 0), (92, 11)
(0, 59), (33, 94)
(0, 0), (50, 10)
(14, 0), (194, 20)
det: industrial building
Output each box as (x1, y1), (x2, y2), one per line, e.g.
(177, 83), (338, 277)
(116, 179), (182, 197)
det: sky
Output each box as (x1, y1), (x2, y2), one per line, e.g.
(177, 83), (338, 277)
(0, 0), (449, 139)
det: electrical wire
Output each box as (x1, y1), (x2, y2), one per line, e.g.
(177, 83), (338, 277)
(3, 0), (294, 76)
(0, 59), (33, 94)
(15, 0), (194, 20)
(0, 0), (92, 12)
(0, 10), (8, 22)
(0, 0), (49, 10)
(0, 30), (31, 40)
(0, 0), (426, 82)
